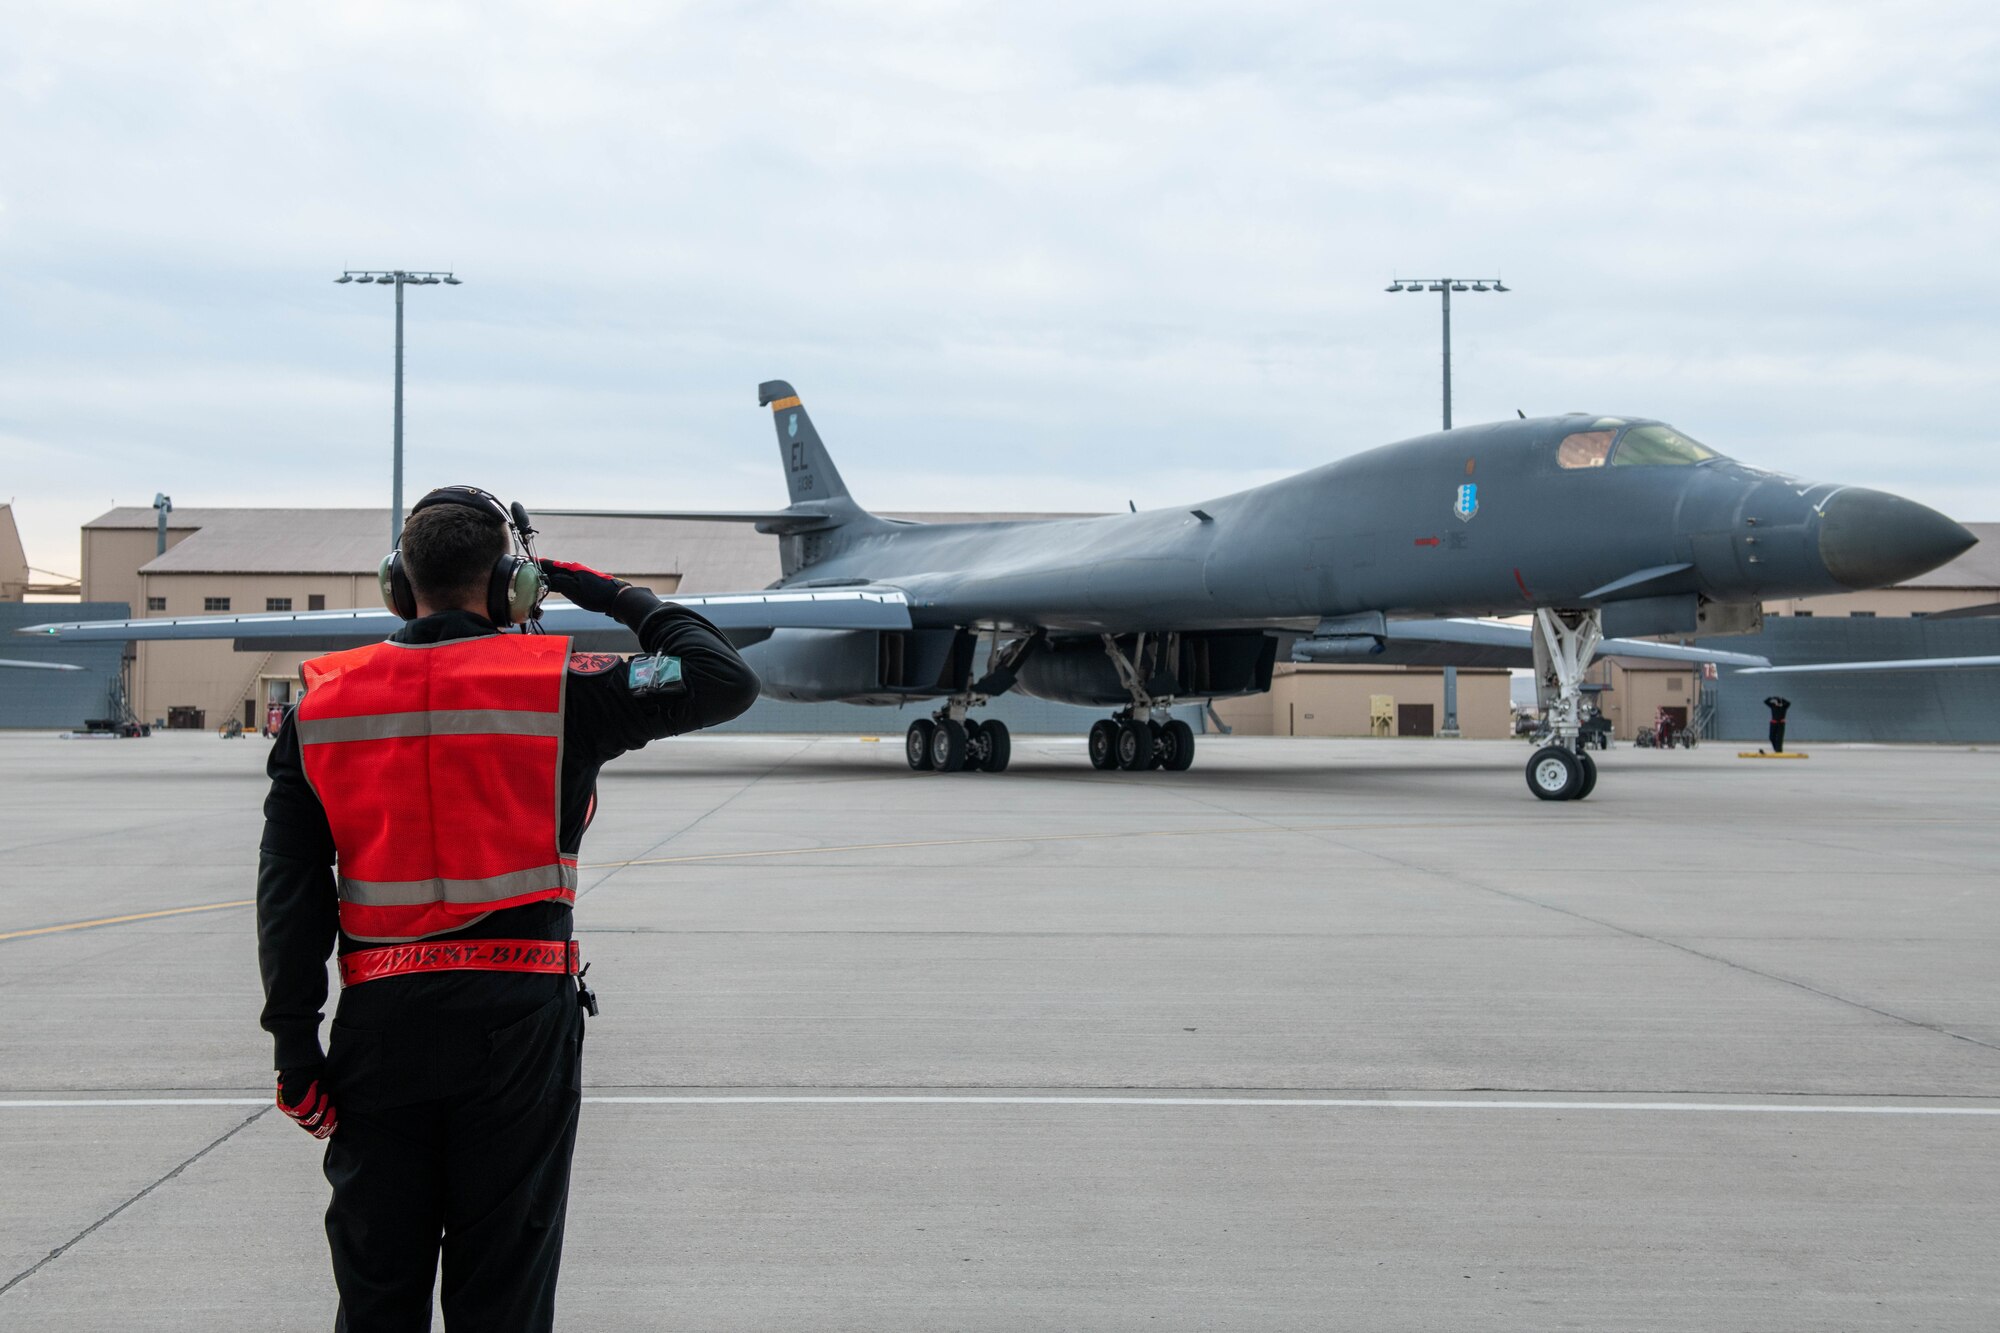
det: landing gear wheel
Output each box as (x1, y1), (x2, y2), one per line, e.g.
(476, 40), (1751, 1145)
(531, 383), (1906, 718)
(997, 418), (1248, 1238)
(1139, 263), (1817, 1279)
(976, 719), (1011, 772)
(1146, 719), (1167, 769)
(930, 718), (968, 772)
(1158, 719), (1195, 771)
(906, 719), (936, 771)
(963, 718), (988, 771)
(1575, 751), (1598, 800)
(1116, 718), (1155, 771)
(1088, 719), (1120, 770)
(1527, 745), (1582, 801)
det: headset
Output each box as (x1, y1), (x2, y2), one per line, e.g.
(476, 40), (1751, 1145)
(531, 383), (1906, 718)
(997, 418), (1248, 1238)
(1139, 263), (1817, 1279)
(378, 486), (547, 628)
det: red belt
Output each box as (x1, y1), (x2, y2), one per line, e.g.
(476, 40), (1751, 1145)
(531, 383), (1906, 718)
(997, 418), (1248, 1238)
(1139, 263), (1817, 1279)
(339, 938), (580, 988)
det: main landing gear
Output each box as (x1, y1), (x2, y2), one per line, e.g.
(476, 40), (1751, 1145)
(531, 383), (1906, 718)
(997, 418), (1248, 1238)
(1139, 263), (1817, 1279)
(904, 630), (1044, 774)
(1083, 633), (1196, 774)
(1526, 607), (1603, 802)
(906, 712), (1012, 774)
(1086, 712), (1195, 772)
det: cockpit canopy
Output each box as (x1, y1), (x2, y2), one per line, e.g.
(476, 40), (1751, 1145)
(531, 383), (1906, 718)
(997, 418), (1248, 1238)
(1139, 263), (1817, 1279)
(1557, 418), (1721, 470)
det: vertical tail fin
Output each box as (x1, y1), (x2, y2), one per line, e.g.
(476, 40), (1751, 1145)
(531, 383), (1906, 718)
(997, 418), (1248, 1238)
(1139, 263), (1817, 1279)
(759, 380), (852, 506)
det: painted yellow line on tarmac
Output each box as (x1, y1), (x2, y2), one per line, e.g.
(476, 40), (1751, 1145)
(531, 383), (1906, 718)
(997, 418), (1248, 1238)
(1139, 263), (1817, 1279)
(581, 820), (1515, 871)
(0, 899), (255, 943)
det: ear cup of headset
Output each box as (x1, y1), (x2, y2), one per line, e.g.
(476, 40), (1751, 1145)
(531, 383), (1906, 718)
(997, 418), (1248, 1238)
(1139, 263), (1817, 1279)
(488, 555), (546, 625)
(509, 556), (547, 623)
(379, 552), (419, 620)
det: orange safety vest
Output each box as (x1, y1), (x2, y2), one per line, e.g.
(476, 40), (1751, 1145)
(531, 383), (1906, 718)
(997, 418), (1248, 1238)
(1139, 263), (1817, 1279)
(297, 634), (576, 943)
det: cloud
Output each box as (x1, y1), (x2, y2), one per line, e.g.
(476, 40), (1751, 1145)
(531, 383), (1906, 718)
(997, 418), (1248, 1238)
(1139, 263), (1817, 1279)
(2, 0), (1996, 568)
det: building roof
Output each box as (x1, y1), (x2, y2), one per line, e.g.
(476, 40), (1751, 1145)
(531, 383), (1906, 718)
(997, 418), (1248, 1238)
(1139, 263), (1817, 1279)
(84, 506), (1097, 594)
(1902, 522), (1997, 588)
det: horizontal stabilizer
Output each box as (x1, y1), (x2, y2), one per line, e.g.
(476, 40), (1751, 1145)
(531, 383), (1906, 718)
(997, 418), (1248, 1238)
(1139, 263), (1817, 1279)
(536, 508), (804, 524)
(17, 587), (911, 648)
(534, 507), (834, 534)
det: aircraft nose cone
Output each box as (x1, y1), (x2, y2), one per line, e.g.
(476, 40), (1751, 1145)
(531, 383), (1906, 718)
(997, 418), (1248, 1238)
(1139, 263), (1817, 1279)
(1817, 488), (1976, 590)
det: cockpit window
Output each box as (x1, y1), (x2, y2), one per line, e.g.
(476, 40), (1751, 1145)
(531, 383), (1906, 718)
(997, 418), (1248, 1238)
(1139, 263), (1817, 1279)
(1557, 430), (1615, 469)
(1613, 424), (1718, 467)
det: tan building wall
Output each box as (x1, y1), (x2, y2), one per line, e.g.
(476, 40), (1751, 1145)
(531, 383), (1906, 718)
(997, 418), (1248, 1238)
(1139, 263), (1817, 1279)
(81, 524), (197, 614)
(0, 505), (31, 602)
(1592, 661), (1701, 740)
(81, 540), (679, 729)
(1212, 665), (1512, 739)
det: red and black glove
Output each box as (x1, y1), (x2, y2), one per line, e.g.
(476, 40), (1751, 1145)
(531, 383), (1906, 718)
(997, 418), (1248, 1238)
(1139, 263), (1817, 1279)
(276, 1068), (338, 1139)
(539, 559), (629, 614)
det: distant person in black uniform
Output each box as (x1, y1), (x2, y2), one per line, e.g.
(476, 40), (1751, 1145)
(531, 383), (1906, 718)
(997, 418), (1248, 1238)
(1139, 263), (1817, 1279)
(1764, 695), (1792, 752)
(257, 488), (758, 1332)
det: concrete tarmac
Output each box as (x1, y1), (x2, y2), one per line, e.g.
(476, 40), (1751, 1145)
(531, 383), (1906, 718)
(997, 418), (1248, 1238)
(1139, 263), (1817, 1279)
(0, 730), (1996, 1329)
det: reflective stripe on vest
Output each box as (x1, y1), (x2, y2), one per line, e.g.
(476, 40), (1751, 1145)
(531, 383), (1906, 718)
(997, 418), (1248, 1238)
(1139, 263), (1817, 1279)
(298, 633), (573, 944)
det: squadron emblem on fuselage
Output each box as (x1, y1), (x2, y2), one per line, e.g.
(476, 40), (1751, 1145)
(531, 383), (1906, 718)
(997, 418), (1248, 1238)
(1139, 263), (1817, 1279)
(1454, 482), (1479, 522)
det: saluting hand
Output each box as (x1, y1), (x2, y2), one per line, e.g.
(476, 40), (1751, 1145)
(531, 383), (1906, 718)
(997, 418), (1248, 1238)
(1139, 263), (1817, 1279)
(277, 1068), (339, 1140)
(539, 559), (628, 614)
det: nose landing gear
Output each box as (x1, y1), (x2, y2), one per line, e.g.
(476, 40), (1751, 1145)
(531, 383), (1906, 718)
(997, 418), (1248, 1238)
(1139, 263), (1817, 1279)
(1526, 607), (1603, 802)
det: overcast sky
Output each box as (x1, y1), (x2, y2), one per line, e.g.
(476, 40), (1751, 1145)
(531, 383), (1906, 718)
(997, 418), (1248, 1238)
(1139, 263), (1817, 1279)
(3, 1), (1996, 580)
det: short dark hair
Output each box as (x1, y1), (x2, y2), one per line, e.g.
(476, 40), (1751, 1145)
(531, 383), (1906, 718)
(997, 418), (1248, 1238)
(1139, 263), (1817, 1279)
(400, 503), (507, 607)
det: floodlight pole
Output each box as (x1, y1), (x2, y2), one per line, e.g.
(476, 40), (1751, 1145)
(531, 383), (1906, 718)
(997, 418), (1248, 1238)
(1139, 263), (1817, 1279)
(336, 270), (462, 546)
(1440, 284), (1456, 426)
(1386, 277), (1509, 432)
(393, 276), (405, 543)
(1385, 276), (1511, 737)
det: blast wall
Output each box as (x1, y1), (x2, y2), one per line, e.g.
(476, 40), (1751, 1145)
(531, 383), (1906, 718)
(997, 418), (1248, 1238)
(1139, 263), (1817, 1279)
(1705, 619), (2000, 742)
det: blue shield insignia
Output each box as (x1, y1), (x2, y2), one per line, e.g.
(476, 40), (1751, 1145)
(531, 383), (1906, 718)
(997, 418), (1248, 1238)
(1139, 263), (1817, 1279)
(788, 412), (800, 440)
(1454, 482), (1478, 522)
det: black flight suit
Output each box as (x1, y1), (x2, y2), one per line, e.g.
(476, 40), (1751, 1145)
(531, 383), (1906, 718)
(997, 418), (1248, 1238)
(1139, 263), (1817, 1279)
(1764, 695), (1792, 753)
(258, 594), (758, 1332)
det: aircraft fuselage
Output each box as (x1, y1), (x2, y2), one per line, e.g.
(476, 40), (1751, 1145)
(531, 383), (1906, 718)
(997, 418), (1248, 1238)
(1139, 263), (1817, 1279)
(777, 415), (1971, 635)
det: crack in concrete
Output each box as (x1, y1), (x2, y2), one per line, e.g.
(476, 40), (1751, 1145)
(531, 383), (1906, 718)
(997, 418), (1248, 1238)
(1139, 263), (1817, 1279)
(0, 1104), (271, 1300)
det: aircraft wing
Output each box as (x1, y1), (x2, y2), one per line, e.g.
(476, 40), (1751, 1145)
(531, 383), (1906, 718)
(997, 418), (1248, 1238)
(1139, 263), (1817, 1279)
(16, 588), (912, 650)
(1299, 618), (1772, 670)
(1736, 656), (2000, 675)
(0, 658), (83, 672)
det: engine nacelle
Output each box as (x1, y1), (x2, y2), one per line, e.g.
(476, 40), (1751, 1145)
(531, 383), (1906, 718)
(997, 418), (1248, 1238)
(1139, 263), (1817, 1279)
(1015, 632), (1276, 708)
(740, 628), (972, 704)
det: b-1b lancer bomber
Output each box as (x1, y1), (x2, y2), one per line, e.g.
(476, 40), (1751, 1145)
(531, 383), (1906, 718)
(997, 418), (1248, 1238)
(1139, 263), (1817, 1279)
(27, 381), (1977, 800)
(550, 382), (1976, 798)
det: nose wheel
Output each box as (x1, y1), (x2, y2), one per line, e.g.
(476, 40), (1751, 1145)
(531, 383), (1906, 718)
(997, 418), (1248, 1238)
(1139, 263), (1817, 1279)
(1525, 607), (1605, 802)
(1527, 745), (1597, 801)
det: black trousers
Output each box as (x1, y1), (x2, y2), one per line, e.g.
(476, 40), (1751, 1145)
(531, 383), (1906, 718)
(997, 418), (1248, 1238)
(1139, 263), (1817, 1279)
(321, 973), (585, 1332)
(1769, 721), (1787, 753)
